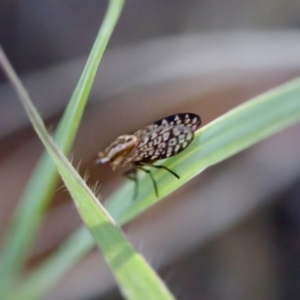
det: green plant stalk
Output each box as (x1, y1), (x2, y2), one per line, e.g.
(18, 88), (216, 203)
(105, 77), (300, 224)
(11, 76), (300, 299)
(0, 0), (123, 293)
(0, 13), (176, 300)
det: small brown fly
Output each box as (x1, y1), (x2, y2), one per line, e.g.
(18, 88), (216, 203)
(96, 113), (201, 198)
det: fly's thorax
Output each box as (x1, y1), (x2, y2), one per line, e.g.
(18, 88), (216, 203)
(97, 135), (138, 170)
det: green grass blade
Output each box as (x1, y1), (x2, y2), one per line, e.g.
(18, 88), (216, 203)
(0, 0), (123, 292)
(0, 25), (175, 300)
(12, 77), (300, 299)
(105, 77), (300, 224)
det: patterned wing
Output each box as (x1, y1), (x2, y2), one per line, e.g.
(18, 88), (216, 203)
(129, 113), (201, 162)
(133, 112), (201, 138)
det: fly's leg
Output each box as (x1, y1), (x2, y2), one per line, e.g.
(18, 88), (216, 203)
(149, 164), (180, 179)
(135, 164), (159, 198)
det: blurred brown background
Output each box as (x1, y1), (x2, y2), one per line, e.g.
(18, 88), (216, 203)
(1, 1), (300, 299)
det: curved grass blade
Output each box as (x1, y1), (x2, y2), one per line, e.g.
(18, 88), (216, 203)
(0, 28), (175, 300)
(0, 0), (123, 293)
(106, 77), (300, 223)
